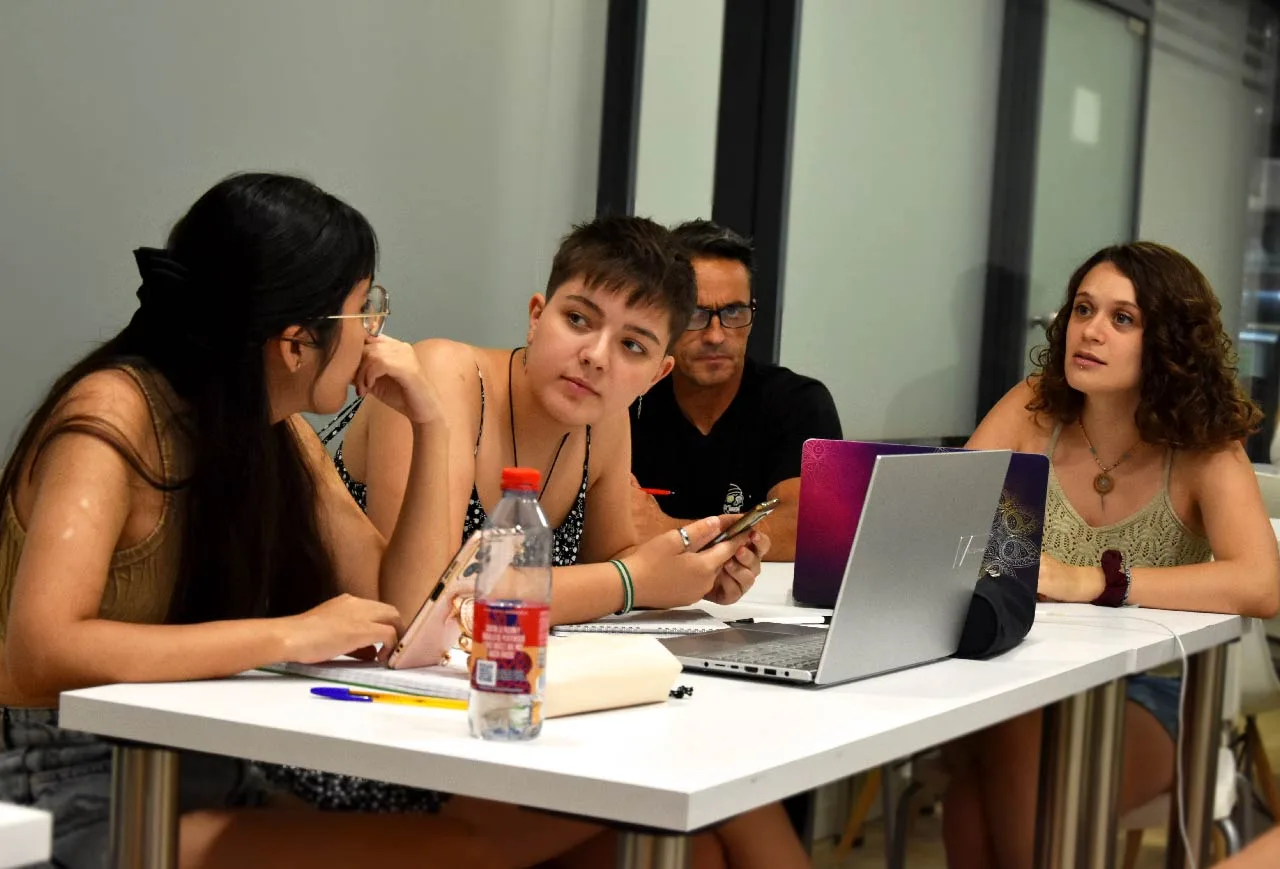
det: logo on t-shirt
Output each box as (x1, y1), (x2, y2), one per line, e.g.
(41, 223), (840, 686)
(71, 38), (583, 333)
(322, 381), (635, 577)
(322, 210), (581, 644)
(723, 484), (745, 514)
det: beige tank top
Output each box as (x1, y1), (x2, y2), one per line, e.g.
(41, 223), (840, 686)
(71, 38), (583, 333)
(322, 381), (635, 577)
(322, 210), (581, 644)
(1042, 423), (1212, 568)
(0, 366), (186, 638)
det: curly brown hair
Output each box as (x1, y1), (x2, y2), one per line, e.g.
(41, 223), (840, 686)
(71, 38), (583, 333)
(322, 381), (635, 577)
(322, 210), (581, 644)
(1026, 241), (1260, 449)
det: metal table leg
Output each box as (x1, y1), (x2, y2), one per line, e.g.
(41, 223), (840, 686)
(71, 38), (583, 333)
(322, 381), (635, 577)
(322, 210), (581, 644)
(881, 760), (901, 868)
(1081, 679), (1128, 869)
(109, 744), (179, 869)
(1035, 691), (1090, 869)
(617, 831), (693, 869)
(1165, 644), (1227, 869)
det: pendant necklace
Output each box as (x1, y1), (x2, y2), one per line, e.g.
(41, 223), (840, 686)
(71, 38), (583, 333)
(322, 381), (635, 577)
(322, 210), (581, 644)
(1077, 420), (1140, 497)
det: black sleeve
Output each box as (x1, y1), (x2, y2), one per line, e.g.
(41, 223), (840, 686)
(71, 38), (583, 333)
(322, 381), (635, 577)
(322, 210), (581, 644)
(955, 576), (1036, 660)
(763, 380), (843, 493)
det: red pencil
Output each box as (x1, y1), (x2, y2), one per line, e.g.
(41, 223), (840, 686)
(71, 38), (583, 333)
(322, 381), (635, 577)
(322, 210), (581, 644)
(641, 488), (674, 496)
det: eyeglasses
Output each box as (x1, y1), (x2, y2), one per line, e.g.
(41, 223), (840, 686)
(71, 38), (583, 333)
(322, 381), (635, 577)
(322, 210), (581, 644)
(687, 300), (756, 331)
(324, 284), (390, 337)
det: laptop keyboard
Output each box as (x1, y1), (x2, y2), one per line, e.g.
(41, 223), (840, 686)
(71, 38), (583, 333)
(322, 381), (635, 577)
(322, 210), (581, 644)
(713, 633), (827, 670)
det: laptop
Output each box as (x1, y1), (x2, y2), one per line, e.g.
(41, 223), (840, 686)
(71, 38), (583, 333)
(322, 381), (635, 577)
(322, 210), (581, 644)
(793, 440), (1050, 607)
(659, 449), (1012, 687)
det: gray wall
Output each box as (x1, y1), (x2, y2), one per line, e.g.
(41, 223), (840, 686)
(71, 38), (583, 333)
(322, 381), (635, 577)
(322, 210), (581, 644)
(633, 0), (723, 226)
(0, 0), (606, 448)
(779, 0), (1005, 440)
(1139, 0), (1275, 342)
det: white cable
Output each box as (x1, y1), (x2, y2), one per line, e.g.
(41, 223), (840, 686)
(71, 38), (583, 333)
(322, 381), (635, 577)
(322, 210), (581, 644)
(1039, 611), (1197, 869)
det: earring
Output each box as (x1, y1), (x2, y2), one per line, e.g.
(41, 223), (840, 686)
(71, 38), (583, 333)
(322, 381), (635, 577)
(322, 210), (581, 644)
(636, 395), (643, 418)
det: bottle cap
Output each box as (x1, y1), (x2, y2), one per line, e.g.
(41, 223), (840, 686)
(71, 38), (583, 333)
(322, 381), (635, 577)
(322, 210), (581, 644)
(501, 467), (540, 492)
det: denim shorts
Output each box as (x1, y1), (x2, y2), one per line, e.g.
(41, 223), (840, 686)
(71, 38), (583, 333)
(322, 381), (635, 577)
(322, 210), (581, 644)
(1126, 674), (1181, 740)
(0, 706), (271, 869)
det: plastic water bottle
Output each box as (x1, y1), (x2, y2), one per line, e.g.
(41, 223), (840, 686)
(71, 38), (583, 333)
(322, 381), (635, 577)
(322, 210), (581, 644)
(468, 467), (553, 740)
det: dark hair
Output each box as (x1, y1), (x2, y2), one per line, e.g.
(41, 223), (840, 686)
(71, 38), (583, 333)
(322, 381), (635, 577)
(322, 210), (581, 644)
(671, 218), (754, 279)
(1027, 241), (1261, 448)
(0, 172), (377, 624)
(545, 215), (697, 345)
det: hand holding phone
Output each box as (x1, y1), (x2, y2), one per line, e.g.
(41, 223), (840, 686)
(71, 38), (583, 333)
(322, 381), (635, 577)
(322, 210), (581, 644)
(386, 531), (491, 670)
(698, 498), (780, 552)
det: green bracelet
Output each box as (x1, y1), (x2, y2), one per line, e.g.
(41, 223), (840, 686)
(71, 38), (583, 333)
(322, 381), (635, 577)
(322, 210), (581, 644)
(610, 559), (634, 615)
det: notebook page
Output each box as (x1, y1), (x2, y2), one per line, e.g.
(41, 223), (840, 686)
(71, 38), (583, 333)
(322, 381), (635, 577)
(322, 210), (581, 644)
(552, 607), (728, 635)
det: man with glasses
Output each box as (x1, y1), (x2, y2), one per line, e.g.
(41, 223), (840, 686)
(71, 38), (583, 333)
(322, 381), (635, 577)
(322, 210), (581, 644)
(629, 219), (841, 561)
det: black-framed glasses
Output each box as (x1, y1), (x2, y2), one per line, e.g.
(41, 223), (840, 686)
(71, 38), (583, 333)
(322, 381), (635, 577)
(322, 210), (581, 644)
(325, 283), (390, 337)
(687, 299), (756, 331)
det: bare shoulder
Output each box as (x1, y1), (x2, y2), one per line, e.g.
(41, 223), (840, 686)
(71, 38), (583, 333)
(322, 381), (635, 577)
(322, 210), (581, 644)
(967, 378), (1054, 452)
(583, 407), (630, 491)
(414, 338), (477, 377)
(16, 368), (160, 509)
(1179, 439), (1252, 487)
(411, 338), (480, 399)
(35, 369), (166, 481)
(56, 368), (156, 442)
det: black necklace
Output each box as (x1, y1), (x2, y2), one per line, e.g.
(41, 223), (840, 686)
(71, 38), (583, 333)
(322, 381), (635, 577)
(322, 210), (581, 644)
(508, 347), (570, 499)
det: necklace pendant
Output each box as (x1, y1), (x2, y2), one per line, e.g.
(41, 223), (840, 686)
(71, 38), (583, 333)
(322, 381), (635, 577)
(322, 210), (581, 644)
(1093, 472), (1114, 495)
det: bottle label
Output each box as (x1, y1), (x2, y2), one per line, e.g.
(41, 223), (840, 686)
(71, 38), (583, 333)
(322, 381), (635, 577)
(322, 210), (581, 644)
(470, 600), (549, 695)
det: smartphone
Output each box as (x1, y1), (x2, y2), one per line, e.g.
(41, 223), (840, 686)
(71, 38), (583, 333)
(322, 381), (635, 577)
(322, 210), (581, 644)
(698, 498), (780, 551)
(386, 529), (513, 670)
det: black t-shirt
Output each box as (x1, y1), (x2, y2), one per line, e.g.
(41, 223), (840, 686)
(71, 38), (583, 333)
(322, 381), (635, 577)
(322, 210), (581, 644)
(630, 359), (843, 519)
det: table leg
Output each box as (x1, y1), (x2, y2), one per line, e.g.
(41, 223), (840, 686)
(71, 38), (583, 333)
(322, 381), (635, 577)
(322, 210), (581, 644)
(1035, 691), (1090, 869)
(109, 744), (179, 869)
(1165, 644), (1227, 869)
(1081, 679), (1127, 869)
(881, 760), (900, 867)
(617, 831), (693, 869)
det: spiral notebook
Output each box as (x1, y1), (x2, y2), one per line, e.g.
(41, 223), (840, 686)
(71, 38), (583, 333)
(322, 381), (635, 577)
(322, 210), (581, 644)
(259, 634), (684, 718)
(261, 653), (470, 700)
(552, 607), (728, 636)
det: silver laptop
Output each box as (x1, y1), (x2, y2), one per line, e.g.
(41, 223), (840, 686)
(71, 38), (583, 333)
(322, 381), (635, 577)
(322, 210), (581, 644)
(659, 449), (1011, 687)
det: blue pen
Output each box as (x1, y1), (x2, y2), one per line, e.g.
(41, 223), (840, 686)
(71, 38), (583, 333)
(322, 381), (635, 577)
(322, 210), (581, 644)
(311, 686), (374, 702)
(309, 686), (467, 710)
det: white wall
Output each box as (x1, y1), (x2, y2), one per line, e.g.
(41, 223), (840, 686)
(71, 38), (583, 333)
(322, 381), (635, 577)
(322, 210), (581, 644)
(632, 0), (723, 226)
(0, 0), (606, 448)
(1138, 0), (1273, 340)
(1023, 0), (1145, 372)
(779, 0), (1004, 440)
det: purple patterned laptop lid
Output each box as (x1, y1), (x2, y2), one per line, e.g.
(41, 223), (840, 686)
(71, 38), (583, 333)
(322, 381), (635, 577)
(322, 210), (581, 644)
(792, 439), (1049, 607)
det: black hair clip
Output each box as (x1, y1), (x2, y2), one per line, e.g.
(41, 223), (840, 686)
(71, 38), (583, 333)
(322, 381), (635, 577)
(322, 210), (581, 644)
(668, 685), (694, 700)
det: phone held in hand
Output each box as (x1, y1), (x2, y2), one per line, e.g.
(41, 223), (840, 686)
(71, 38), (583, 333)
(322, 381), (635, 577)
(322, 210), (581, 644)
(699, 498), (780, 551)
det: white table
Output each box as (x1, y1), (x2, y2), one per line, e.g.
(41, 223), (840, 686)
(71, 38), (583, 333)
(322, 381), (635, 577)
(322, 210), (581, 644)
(59, 565), (1240, 869)
(725, 567), (1242, 869)
(0, 803), (52, 869)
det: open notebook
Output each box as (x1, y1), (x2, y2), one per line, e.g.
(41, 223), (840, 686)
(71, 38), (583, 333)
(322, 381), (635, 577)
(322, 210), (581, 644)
(261, 633), (682, 719)
(552, 607), (728, 635)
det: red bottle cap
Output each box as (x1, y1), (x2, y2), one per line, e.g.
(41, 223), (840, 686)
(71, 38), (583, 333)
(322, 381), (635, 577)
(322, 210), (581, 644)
(501, 467), (541, 492)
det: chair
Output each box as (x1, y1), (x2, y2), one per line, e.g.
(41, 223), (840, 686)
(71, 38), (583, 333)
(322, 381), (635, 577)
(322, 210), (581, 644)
(1237, 615), (1280, 825)
(1256, 473), (1280, 529)
(836, 753), (947, 869)
(1119, 745), (1247, 868)
(1119, 510), (1280, 865)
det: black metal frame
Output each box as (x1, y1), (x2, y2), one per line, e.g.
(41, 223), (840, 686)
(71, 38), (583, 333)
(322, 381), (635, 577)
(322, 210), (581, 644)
(976, 0), (1155, 423)
(596, 0), (646, 216)
(595, 0), (800, 365)
(710, 0), (801, 365)
(976, 0), (1050, 421)
(1096, 0), (1154, 19)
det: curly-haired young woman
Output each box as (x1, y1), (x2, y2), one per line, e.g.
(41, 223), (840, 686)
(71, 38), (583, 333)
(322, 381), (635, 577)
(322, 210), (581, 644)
(942, 242), (1280, 869)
